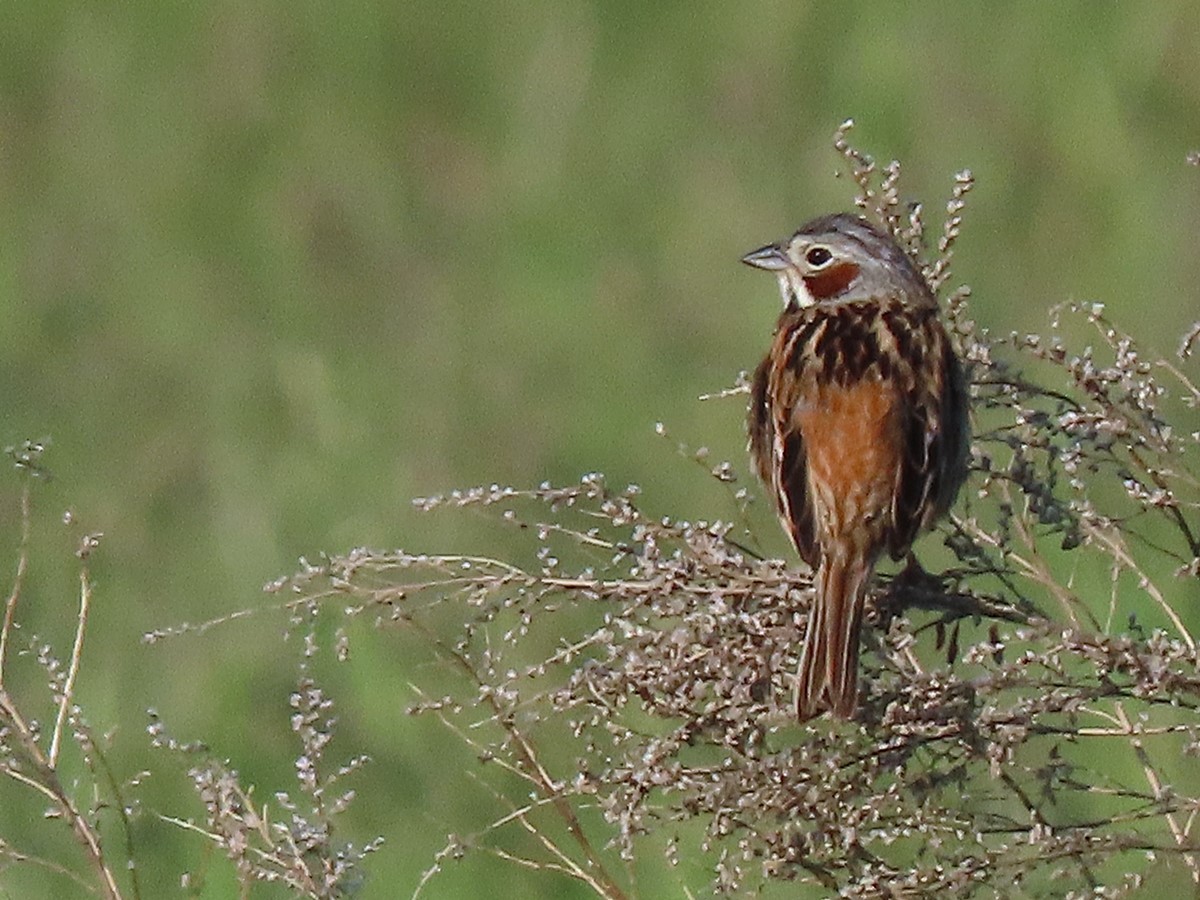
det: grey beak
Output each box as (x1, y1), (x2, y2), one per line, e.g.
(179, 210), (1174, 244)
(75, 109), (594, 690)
(740, 244), (790, 271)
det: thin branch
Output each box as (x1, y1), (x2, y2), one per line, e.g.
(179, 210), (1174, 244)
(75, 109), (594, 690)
(0, 482), (31, 685)
(51, 561), (94, 767)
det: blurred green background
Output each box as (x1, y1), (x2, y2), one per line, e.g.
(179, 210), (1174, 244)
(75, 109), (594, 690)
(2, 1), (1200, 897)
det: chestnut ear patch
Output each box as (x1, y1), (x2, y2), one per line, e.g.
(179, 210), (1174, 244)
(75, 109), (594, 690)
(803, 261), (860, 300)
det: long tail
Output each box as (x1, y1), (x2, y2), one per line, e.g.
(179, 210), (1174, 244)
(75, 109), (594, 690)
(795, 550), (873, 720)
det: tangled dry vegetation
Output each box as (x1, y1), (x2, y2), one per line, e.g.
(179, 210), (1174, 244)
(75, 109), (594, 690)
(3, 124), (1200, 898)
(261, 125), (1200, 897)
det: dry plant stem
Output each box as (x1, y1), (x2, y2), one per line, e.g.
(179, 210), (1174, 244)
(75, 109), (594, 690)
(833, 119), (875, 211)
(447, 766), (615, 897)
(0, 480), (125, 898)
(404, 615), (629, 900)
(0, 839), (101, 894)
(940, 513), (1046, 614)
(51, 564), (93, 767)
(1126, 444), (1200, 559)
(997, 479), (1096, 630)
(1160, 357), (1200, 410)
(0, 691), (122, 899)
(886, 571), (1034, 625)
(998, 770), (1097, 888)
(1084, 521), (1195, 651)
(925, 169), (974, 293)
(1112, 702), (1200, 884)
(0, 482), (31, 685)
(156, 810), (277, 870)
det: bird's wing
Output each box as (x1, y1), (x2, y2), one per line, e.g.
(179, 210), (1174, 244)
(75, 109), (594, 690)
(749, 325), (819, 567)
(887, 313), (970, 559)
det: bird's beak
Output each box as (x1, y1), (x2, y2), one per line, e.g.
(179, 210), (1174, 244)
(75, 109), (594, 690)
(740, 244), (790, 271)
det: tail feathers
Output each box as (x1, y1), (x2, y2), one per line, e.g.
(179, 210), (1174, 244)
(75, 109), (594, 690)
(795, 553), (872, 721)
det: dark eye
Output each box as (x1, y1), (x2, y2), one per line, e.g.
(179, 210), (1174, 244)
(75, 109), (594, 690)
(806, 246), (833, 267)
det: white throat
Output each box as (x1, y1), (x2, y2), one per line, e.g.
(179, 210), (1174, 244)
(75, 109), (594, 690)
(776, 270), (815, 309)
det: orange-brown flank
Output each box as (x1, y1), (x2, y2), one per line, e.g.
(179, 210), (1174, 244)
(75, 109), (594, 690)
(797, 377), (901, 541)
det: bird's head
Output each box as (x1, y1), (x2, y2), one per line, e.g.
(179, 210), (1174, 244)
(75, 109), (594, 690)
(741, 213), (933, 311)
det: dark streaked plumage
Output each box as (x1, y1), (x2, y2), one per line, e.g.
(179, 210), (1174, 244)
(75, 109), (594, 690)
(745, 213), (968, 720)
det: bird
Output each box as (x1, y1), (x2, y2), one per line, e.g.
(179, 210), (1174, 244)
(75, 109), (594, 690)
(743, 213), (969, 720)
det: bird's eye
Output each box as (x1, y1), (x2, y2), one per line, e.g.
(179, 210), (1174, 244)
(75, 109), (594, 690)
(805, 246), (833, 268)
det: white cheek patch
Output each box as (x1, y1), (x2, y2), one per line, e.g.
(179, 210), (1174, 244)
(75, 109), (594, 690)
(776, 270), (816, 308)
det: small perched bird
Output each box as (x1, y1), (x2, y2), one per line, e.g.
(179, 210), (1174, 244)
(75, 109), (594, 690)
(744, 213), (969, 720)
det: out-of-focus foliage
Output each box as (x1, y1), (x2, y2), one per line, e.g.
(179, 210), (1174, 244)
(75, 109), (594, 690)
(1, 2), (1199, 897)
